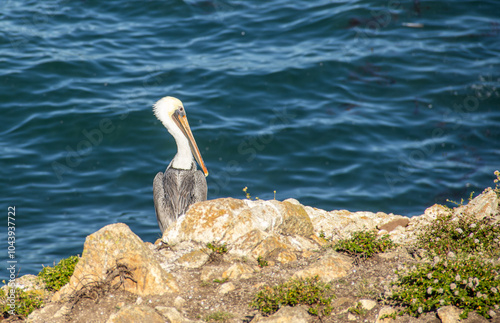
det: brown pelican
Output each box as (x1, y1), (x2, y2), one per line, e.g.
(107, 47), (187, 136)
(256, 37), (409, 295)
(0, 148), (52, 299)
(152, 96), (208, 233)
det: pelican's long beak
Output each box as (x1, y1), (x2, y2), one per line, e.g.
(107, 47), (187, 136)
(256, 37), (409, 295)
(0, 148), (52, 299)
(172, 110), (209, 176)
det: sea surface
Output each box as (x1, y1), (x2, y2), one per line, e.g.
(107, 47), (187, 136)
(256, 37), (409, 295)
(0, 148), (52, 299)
(1, 0), (499, 278)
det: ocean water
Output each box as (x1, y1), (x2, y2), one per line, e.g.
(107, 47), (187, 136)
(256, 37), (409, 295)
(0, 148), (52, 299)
(1, 0), (499, 278)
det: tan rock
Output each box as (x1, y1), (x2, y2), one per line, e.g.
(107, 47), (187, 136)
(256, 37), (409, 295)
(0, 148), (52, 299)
(437, 305), (462, 323)
(274, 201), (314, 236)
(375, 306), (397, 323)
(455, 188), (499, 219)
(200, 266), (224, 282)
(301, 250), (315, 258)
(276, 250), (297, 264)
(251, 305), (310, 322)
(5, 274), (45, 293)
(162, 198), (247, 244)
(54, 223), (178, 301)
(173, 296), (186, 310)
(310, 234), (328, 246)
(347, 313), (357, 321)
(251, 236), (290, 258)
(26, 304), (62, 323)
(359, 299), (377, 311)
(106, 305), (164, 323)
(286, 234), (319, 251)
(222, 263), (255, 280)
(177, 249), (209, 268)
(218, 282), (235, 294)
(306, 205), (405, 241)
(162, 198), (315, 248)
(155, 306), (196, 323)
(53, 305), (71, 318)
(231, 229), (268, 257)
(293, 251), (352, 282)
(378, 217), (410, 232)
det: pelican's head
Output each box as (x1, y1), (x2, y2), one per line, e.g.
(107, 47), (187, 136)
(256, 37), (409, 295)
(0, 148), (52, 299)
(153, 96), (208, 176)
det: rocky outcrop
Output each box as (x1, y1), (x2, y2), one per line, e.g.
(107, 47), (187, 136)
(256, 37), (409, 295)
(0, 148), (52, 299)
(22, 188), (500, 322)
(53, 223), (179, 302)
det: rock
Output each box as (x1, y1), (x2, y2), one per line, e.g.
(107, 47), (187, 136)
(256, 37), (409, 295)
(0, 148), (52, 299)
(173, 296), (186, 310)
(218, 282), (235, 294)
(437, 305), (462, 323)
(301, 250), (315, 258)
(222, 263), (255, 280)
(274, 201), (314, 236)
(106, 305), (164, 323)
(378, 217), (410, 232)
(155, 306), (198, 323)
(26, 304), (62, 323)
(54, 223), (178, 301)
(359, 299), (377, 311)
(455, 188), (499, 220)
(251, 305), (310, 322)
(251, 236), (290, 258)
(305, 205), (406, 241)
(177, 249), (209, 268)
(376, 306), (397, 323)
(462, 312), (490, 323)
(347, 313), (357, 321)
(53, 305), (71, 318)
(5, 274), (45, 292)
(275, 250), (297, 264)
(292, 251), (352, 282)
(200, 266), (224, 282)
(162, 198), (314, 247)
(309, 234), (329, 246)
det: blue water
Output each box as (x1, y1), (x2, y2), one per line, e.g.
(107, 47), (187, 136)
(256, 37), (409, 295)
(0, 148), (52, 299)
(1, 0), (499, 278)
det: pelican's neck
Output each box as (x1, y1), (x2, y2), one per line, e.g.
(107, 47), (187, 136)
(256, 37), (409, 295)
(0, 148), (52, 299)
(168, 126), (194, 170)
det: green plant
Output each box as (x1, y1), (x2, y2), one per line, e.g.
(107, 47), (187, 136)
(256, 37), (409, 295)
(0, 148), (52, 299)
(0, 288), (44, 317)
(334, 230), (395, 258)
(250, 276), (335, 317)
(348, 302), (367, 316)
(213, 277), (228, 284)
(417, 206), (500, 259)
(390, 257), (500, 319)
(257, 256), (268, 268)
(38, 255), (79, 291)
(204, 311), (234, 322)
(206, 242), (228, 255)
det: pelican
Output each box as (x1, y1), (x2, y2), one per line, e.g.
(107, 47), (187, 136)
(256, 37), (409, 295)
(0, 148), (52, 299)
(152, 96), (208, 233)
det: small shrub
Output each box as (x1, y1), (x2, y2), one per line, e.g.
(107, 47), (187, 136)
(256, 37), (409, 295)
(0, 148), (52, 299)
(334, 230), (395, 258)
(213, 277), (228, 284)
(417, 206), (500, 258)
(206, 242), (228, 255)
(348, 302), (367, 316)
(0, 288), (44, 317)
(38, 255), (79, 291)
(257, 256), (268, 268)
(250, 276), (335, 317)
(390, 257), (500, 319)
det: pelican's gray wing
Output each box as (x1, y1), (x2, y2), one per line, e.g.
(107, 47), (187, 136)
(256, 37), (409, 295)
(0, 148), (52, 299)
(153, 171), (172, 233)
(176, 169), (207, 217)
(153, 167), (207, 234)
